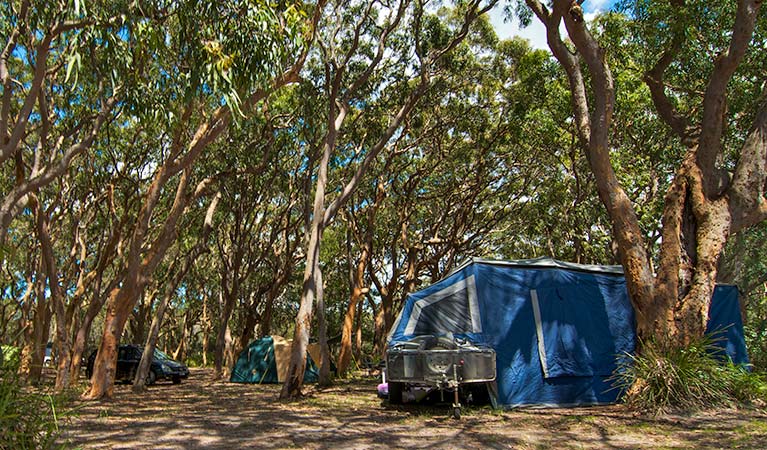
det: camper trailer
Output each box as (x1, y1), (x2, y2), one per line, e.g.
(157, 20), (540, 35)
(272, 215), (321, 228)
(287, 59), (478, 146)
(386, 257), (749, 410)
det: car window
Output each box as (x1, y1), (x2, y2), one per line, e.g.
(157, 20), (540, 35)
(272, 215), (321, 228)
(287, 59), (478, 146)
(153, 349), (171, 360)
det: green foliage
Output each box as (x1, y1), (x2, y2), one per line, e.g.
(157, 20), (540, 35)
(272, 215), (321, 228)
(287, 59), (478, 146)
(0, 346), (20, 371)
(0, 361), (61, 449)
(611, 337), (767, 415)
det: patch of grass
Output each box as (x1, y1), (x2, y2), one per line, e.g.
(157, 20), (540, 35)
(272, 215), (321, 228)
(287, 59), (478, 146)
(611, 419), (673, 436)
(730, 420), (767, 447)
(609, 336), (767, 415)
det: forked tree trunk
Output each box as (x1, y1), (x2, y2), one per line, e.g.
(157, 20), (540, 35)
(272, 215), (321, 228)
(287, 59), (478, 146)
(85, 162), (198, 399)
(33, 194), (74, 392)
(338, 181), (383, 376)
(526, 0), (766, 351)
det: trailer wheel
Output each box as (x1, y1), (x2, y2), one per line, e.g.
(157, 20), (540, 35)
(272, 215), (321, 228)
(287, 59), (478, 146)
(388, 381), (403, 404)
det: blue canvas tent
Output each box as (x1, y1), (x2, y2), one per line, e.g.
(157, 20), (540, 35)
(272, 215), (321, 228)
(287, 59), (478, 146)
(387, 257), (749, 408)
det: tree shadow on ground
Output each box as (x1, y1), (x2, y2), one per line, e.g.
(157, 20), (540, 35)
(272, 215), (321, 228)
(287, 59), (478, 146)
(57, 368), (767, 449)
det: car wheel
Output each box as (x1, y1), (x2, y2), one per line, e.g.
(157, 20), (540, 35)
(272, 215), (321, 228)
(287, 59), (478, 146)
(172, 376), (181, 385)
(146, 370), (157, 386)
(388, 381), (403, 405)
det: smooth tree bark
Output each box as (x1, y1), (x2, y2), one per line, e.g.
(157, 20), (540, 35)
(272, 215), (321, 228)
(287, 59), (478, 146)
(84, 16), (320, 395)
(18, 262), (52, 385)
(337, 180), (384, 376)
(31, 192), (76, 392)
(213, 226), (248, 379)
(132, 192), (220, 392)
(65, 186), (125, 383)
(525, 0), (766, 348)
(0, 1), (122, 243)
(280, 0), (498, 400)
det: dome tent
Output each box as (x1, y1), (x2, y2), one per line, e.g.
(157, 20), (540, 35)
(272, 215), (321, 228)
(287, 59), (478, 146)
(230, 335), (319, 384)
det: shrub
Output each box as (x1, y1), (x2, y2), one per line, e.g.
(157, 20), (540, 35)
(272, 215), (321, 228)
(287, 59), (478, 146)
(0, 348), (61, 450)
(610, 336), (767, 415)
(0, 346), (20, 370)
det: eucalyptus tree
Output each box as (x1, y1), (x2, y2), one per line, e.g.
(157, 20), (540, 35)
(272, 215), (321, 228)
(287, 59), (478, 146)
(519, 0), (766, 348)
(280, 0), (500, 399)
(0, 1), (130, 245)
(341, 30), (564, 355)
(131, 191), (220, 392)
(336, 178), (385, 376)
(0, 0), (139, 388)
(209, 122), (306, 379)
(85, 0), (323, 399)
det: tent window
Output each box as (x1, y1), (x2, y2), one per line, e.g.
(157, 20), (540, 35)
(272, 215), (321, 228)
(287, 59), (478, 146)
(404, 275), (481, 335)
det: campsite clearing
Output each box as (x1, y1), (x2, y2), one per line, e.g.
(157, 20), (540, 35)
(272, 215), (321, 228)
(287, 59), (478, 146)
(59, 368), (766, 449)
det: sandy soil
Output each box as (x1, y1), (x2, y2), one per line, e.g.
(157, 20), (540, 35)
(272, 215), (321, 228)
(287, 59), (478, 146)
(58, 368), (767, 449)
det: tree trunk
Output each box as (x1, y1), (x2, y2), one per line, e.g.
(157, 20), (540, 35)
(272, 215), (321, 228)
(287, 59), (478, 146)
(281, 234), (322, 399)
(260, 289), (274, 338)
(23, 274), (52, 385)
(131, 222), (214, 392)
(338, 258), (368, 376)
(338, 181), (382, 376)
(172, 311), (189, 362)
(213, 286), (237, 379)
(279, 0), (510, 399)
(354, 299), (363, 359)
(33, 194), (74, 391)
(280, 80), (338, 399)
(69, 281), (116, 382)
(525, 0), (765, 354)
(202, 291), (211, 367)
(316, 266), (332, 386)
(132, 287), (169, 393)
(372, 293), (391, 358)
(87, 286), (135, 398)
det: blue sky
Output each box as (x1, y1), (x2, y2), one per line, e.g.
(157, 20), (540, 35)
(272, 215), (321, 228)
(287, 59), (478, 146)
(489, 0), (620, 49)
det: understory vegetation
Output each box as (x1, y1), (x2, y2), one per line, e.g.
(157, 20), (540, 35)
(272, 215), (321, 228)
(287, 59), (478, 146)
(611, 337), (767, 415)
(0, 346), (61, 450)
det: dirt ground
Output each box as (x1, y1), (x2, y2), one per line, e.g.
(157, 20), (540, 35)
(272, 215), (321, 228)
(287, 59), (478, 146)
(58, 368), (767, 449)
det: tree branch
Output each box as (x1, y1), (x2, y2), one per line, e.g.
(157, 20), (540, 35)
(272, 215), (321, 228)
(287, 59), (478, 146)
(730, 97), (767, 232)
(643, 30), (697, 144)
(697, 0), (762, 176)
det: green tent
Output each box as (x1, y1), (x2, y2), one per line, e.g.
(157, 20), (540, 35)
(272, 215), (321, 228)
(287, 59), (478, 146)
(230, 335), (319, 384)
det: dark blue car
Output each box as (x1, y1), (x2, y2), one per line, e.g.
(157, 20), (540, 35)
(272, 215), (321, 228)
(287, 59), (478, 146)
(86, 344), (189, 385)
